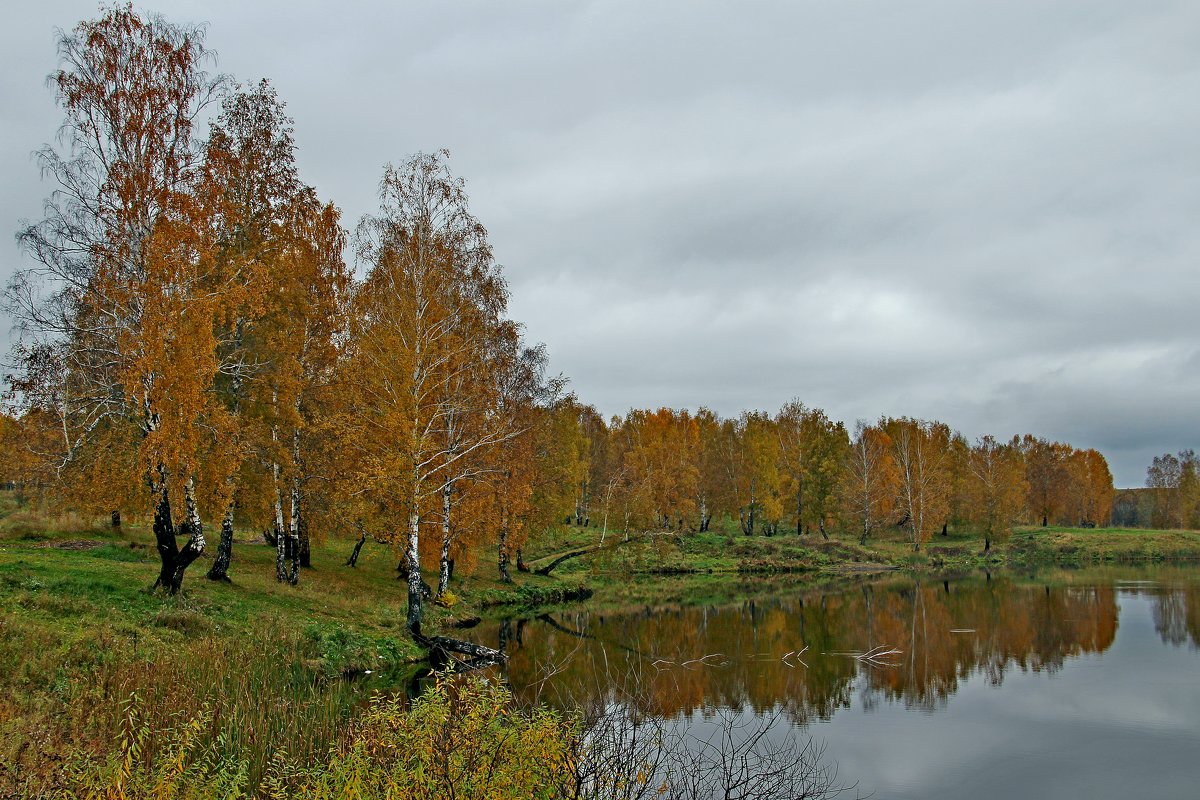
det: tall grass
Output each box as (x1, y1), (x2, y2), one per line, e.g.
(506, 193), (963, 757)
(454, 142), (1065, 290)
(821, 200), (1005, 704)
(0, 609), (421, 796)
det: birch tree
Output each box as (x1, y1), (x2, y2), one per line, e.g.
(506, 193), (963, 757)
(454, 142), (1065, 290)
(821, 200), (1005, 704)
(613, 408), (700, 531)
(694, 407), (726, 532)
(1021, 435), (1072, 527)
(257, 196), (348, 584)
(884, 417), (951, 552)
(734, 412), (782, 535)
(345, 151), (514, 634)
(777, 402), (848, 538)
(496, 363), (574, 581)
(197, 80), (319, 582)
(8, 6), (231, 593)
(571, 401), (607, 527)
(1067, 448), (1114, 528)
(838, 420), (899, 545)
(965, 435), (1027, 552)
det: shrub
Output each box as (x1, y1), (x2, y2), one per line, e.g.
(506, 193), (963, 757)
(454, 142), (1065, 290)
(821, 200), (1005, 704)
(65, 677), (578, 800)
(283, 676), (576, 799)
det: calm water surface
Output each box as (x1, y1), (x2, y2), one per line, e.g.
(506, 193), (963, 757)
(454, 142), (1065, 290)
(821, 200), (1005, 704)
(476, 568), (1200, 799)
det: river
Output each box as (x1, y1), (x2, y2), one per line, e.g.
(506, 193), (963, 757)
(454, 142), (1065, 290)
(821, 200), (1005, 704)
(469, 566), (1200, 799)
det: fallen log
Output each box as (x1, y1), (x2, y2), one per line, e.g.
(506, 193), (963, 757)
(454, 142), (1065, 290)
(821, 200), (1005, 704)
(534, 548), (591, 576)
(414, 631), (506, 670)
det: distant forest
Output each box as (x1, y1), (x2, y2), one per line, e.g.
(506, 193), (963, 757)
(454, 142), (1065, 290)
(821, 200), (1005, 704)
(1112, 450), (1200, 528)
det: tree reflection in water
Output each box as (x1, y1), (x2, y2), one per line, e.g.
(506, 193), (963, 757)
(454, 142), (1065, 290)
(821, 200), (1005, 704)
(488, 574), (1123, 723)
(1143, 581), (1200, 648)
(451, 572), (1200, 799)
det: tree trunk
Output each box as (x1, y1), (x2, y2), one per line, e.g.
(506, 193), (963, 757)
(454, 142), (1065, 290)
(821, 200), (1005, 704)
(273, 459), (287, 582)
(498, 500), (513, 583)
(438, 537), (452, 593)
(298, 511), (311, 568)
(582, 482), (591, 527)
(516, 549), (528, 572)
(416, 632), (505, 669)
(155, 476), (206, 594)
(286, 455), (301, 585)
(346, 526), (367, 567)
(173, 492), (205, 591)
(819, 518), (828, 540)
(206, 500), (235, 582)
(941, 522), (948, 536)
(1042, 514), (1048, 527)
(859, 519), (870, 546)
(209, 343), (244, 583)
(111, 509), (121, 528)
(535, 547), (592, 576)
(741, 501), (756, 535)
(984, 536), (991, 554)
(438, 481), (453, 596)
(406, 511), (424, 635)
(153, 484), (177, 590)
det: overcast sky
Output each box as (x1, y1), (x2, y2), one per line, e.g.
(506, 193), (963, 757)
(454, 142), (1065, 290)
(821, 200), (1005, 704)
(2, 1), (1198, 487)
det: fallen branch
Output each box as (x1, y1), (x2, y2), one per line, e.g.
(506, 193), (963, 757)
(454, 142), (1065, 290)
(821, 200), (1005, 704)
(781, 646), (809, 669)
(414, 632), (506, 671)
(827, 644), (902, 667)
(533, 548), (592, 576)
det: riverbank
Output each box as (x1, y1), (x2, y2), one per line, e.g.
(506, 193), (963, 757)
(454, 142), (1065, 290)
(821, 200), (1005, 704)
(4, 488), (1200, 795)
(0, 491), (584, 793)
(519, 519), (1200, 606)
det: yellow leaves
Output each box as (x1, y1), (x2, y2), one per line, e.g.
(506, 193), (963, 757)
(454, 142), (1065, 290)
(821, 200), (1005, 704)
(1022, 436), (1115, 526)
(882, 417), (953, 547)
(283, 675), (578, 799)
(609, 407), (704, 530)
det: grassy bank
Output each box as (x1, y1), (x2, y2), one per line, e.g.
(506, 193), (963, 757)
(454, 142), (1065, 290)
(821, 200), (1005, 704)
(4, 488), (1200, 795)
(0, 491), (583, 795)
(519, 516), (1200, 607)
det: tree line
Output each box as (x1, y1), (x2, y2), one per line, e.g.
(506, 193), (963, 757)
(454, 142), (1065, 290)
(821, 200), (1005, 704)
(498, 580), (1120, 720)
(530, 402), (1113, 555)
(1109, 450), (1200, 529)
(1, 5), (1115, 643)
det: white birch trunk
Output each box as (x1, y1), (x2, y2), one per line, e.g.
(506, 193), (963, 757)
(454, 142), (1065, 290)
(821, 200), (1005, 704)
(438, 480), (452, 595)
(406, 510), (423, 634)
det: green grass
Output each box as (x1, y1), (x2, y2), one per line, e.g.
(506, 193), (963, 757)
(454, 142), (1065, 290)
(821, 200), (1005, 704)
(0, 490), (590, 796)
(519, 515), (1200, 606)
(1007, 525), (1200, 565)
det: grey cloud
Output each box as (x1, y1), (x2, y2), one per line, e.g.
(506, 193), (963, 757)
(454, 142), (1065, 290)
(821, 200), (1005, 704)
(4, 0), (1199, 487)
